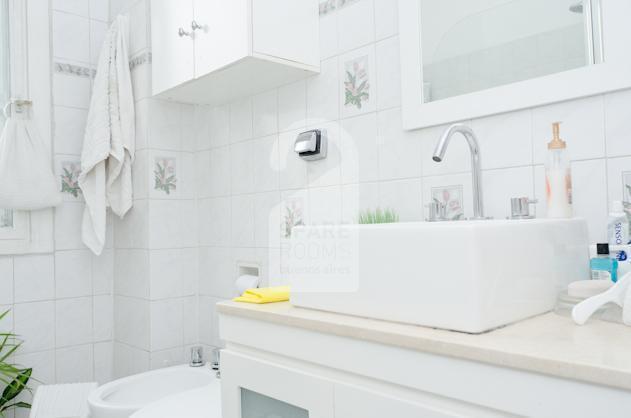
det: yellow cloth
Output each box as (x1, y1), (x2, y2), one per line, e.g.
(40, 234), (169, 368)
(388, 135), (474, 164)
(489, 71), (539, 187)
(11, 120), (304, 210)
(233, 286), (290, 304)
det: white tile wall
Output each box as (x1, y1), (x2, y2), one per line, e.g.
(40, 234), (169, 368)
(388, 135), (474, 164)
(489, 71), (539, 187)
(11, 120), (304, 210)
(0, 0), (115, 397)
(187, 0), (631, 353)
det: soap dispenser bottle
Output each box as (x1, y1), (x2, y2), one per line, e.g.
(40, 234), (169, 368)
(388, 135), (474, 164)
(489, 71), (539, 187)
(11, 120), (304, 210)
(545, 122), (573, 218)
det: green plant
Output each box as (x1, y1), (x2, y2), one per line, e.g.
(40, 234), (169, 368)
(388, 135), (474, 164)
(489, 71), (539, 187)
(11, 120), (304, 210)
(358, 208), (399, 224)
(0, 310), (32, 417)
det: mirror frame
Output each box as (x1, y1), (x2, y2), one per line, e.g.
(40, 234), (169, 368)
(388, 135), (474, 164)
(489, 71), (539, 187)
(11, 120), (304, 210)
(400, 0), (631, 130)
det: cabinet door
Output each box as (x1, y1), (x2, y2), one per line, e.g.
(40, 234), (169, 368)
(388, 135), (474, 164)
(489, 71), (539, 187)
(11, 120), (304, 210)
(151, 0), (194, 95)
(221, 350), (334, 418)
(192, 0), (249, 77)
(335, 384), (514, 418)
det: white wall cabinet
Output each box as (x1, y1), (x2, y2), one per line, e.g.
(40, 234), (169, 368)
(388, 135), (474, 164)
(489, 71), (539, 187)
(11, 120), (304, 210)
(150, 0), (319, 105)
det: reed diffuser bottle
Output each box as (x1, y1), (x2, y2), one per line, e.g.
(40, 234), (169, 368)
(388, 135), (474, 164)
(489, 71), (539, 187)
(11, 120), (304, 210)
(545, 122), (573, 218)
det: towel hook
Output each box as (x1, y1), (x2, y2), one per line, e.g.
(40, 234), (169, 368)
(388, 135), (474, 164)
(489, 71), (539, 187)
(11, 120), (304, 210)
(3, 98), (33, 118)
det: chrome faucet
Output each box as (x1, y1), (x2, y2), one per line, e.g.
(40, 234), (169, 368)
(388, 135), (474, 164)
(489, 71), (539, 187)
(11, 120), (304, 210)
(432, 124), (487, 220)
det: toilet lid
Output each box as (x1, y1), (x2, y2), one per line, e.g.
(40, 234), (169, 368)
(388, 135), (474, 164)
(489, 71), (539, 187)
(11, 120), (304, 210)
(131, 382), (221, 418)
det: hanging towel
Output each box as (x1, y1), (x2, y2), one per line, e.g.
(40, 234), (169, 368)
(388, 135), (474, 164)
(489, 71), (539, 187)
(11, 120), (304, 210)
(29, 382), (97, 418)
(0, 103), (62, 210)
(233, 286), (291, 304)
(79, 15), (135, 255)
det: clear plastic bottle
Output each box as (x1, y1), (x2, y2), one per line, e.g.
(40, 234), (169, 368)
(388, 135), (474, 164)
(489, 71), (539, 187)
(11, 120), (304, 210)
(545, 122), (573, 218)
(608, 200), (630, 246)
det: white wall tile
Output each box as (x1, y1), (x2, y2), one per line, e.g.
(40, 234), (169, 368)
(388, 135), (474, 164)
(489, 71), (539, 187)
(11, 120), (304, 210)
(379, 178), (423, 222)
(278, 130), (309, 190)
(94, 342), (113, 384)
(55, 250), (93, 298)
(340, 113), (379, 184)
(606, 156), (631, 206)
(307, 122), (342, 188)
(341, 182), (380, 223)
(149, 249), (185, 300)
(278, 81), (307, 132)
(337, 0), (375, 53)
(150, 298), (183, 351)
(229, 98), (253, 143)
(254, 192), (282, 249)
(148, 100), (181, 150)
(306, 57), (339, 124)
(209, 146), (232, 197)
(482, 167), (534, 220)
(319, 13), (339, 59)
(14, 301), (55, 353)
(53, 0), (89, 16)
(54, 202), (87, 250)
(94, 295), (113, 342)
(309, 186), (342, 225)
(150, 347), (185, 370)
(56, 297), (93, 347)
(113, 249), (149, 298)
(377, 108), (422, 180)
(90, 20), (108, 65)
(571, 159), (608, 243)
(56, 344), (94, 383)
(0, 258), (13, 306)
(230, 141), (254, 194)
(89, 0), (110, 22)
(114, 296), (150, 350)
(193, 106), (212, 152)
(604, 89), (631, 157)
(53, 73), (91, 108)
(148, 200), (181, 249)
(54, 106), (88, 155)
(231, 195), (255, 248)
(113, 342), (150, 379)
(14, 255), (55, 303)
(375, 37), (401, 110)
(374, 0), (398, 40)
(52, 12), (90, 63)
(532, 96), (606, 163)
(471, 110), (533, 169)
(209, 105), (230, 148)
(251, 135), (280, 193)
(198, 197), (231, 247)
(253, 90), (278, 138)
(198, 247), (233, 299)
(128, 0), (148, 54)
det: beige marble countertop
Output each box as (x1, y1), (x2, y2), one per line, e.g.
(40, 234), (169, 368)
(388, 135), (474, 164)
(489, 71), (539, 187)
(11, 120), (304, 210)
(217, 301), (631, 391)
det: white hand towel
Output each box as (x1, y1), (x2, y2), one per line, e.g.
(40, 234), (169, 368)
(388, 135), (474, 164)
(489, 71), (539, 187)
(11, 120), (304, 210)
(0, 105), (62, 210)
(79, 15), (135, 255)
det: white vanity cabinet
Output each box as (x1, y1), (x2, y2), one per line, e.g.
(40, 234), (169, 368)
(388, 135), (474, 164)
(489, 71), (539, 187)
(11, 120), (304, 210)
(150, 0), (319, 104)
(218, 304), (631, 418)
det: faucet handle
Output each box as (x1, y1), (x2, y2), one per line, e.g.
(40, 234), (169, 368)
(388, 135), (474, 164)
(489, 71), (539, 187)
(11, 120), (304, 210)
(426, 199), (447, 222)
(510, 197), (538, 219)
(190, 346), (205, 367)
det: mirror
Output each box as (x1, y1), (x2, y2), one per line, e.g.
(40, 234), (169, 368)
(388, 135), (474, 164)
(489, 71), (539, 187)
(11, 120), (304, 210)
(400, 0), (631, 129)
(420, 0), (603, 103)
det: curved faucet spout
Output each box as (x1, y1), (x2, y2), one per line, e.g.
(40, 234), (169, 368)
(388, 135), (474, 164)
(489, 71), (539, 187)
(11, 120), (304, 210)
(432, 124), (486, 220)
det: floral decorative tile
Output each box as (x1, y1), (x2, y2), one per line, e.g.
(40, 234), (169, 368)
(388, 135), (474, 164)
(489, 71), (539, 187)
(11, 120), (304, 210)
(319, 0), (336, 15)
(154, 157), (177, 195)
(344, 55), (370, 110)
(0, 209), (13, 229)
(60, 161), (82, 198)
(431, 185), (464, 220)
(283, 197), (305, 238)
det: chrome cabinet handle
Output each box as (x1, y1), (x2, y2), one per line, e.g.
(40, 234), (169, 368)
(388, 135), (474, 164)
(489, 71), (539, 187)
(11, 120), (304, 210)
(178, 27), (191, 38)
(191, 20), (204, 31)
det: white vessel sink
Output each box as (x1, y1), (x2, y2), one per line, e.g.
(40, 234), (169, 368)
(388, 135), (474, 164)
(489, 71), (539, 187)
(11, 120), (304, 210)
(288, 218), (589, 333)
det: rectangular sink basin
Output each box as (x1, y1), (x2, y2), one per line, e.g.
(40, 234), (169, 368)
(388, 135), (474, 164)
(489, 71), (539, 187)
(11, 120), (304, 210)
(287, 219), (588, 333)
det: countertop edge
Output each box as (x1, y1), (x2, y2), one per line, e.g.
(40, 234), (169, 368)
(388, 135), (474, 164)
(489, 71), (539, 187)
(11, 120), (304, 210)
(217, 301), (631, 392)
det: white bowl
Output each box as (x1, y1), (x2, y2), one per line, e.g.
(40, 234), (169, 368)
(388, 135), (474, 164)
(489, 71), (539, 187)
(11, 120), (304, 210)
(88, 365), (218, 418)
